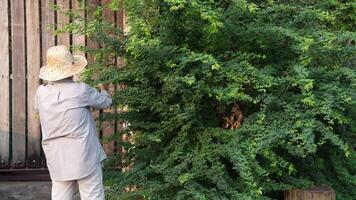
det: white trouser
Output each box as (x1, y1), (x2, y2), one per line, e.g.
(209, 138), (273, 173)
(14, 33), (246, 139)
(51, 163), (105, 200)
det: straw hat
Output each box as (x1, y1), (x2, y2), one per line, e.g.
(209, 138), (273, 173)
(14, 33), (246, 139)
(39, 45), (87, 81)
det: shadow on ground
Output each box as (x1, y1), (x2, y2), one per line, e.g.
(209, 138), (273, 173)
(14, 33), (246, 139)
(0, 181), (80, 200)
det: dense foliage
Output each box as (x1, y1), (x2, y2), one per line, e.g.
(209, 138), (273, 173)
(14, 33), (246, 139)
(63, 0), (355, 199)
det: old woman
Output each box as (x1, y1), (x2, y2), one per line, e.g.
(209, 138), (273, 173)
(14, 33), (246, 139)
(35, 45), (112, 200)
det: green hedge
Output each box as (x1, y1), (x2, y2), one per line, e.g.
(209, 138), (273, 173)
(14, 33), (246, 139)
(63, 0), (355, 199)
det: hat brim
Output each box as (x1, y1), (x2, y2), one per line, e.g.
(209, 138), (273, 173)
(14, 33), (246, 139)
(39, 55), (87, 81)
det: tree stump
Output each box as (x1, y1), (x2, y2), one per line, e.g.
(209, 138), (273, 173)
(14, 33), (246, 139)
(285, 186), (336, 200)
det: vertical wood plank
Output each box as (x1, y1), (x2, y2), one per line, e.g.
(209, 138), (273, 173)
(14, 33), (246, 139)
(116, 7), (125, 168)
(0, 0), (10, 169)
(102, 84), (116, 154)
(72, 0), (86, 56)
(56, 0), (70, 47)
(86, 0), (100, 64)
(41, 0), (56, 62)
(26, 0), (42, 168)
(102, 0), (115, 154)
(41, 0), (56, 168)
(122, 7), (129, 35)
(72, 0), (86, 82)
(116, 7), (124, 31)
(11, 0), (26, 168)
(87, 0), (101, 138)
(103, 0), (115, 22)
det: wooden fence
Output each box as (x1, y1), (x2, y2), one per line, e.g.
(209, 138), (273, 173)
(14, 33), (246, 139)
(0, 0), (125, 180)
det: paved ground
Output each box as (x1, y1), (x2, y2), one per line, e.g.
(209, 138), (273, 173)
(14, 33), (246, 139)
(0, 181), (80, 200)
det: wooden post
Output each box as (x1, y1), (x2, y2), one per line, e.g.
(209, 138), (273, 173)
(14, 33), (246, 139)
(285, 186), (336, 200)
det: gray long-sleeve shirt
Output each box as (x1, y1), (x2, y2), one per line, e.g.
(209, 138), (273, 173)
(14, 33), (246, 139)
(34, 79), (112, 181)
